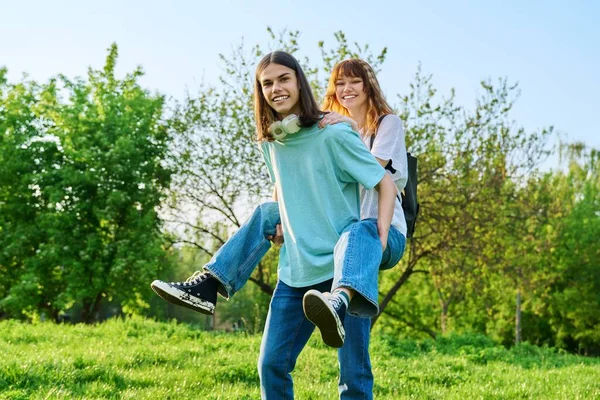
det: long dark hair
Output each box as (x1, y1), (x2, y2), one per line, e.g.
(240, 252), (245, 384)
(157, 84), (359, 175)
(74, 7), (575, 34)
(254, 51), (321, 141)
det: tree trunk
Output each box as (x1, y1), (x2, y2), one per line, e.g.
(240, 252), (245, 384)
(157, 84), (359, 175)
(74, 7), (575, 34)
(248, 276), (274, 296)
(515, 288), (522, 345)
(370, 266), (414, 329)
(81, 293), (103, 323)
(440, 301), (449, 335)
(371, 241), (418, 329)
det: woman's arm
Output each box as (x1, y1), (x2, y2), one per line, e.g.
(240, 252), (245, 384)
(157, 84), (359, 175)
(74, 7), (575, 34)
(374, 156), (390, 169)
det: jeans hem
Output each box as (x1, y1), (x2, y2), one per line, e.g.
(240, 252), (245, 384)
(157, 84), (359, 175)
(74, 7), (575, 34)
(204, 266), (234, 299)
(334, 280), (378, 318)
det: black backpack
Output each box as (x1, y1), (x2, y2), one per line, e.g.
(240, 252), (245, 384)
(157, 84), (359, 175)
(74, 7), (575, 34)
(370, 116), (419, 239)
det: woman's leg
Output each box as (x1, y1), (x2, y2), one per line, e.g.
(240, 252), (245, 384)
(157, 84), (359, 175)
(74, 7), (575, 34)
(379, 226), (406, 271)
(333, 219), (405, 317)
(331, 219), (383, 317)
(205, 201), (280, 296)
(151, 202), (280, 313)
(302, 219), (381, 346)
(303, 219), (404, 346)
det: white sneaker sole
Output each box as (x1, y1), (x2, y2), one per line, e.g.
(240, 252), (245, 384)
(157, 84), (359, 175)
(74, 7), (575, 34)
(151, 280), (215, 315)
(303, 290), (345, 348)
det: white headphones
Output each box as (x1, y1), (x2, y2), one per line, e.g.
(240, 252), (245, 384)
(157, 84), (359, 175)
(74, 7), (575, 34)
(269, 114), (301, 140)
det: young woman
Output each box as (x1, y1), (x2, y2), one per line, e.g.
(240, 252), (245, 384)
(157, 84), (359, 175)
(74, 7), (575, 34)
(151, 54), (407, 399)
(302, 58), (408, 347)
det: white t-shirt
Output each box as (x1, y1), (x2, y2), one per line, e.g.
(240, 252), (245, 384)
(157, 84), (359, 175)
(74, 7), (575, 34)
(359, 114), (408, 236)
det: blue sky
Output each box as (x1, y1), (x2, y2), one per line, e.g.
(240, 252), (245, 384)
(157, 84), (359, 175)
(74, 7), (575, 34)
(2, 0), (598, 155)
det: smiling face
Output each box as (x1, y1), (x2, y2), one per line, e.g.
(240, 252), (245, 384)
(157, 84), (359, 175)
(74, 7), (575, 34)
(335, 74), (367, 114)
(260, 63), (301, 118)
(321, 58), (394, 135)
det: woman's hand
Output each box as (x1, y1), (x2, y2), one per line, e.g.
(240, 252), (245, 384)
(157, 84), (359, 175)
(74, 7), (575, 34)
(267, 223), (284, 245)
(319, 112), (359, 132)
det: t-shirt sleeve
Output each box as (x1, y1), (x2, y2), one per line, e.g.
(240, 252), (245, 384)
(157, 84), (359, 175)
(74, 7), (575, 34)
(333, 126), (385, 190)
(259, 142), (276, 184)
(371, 115), (408, 190)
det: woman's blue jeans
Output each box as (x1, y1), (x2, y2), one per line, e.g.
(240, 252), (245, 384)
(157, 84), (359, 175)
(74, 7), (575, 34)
(204, 201), (406, 399)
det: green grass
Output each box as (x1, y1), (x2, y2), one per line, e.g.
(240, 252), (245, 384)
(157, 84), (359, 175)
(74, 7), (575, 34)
(0, 318), (599, 399)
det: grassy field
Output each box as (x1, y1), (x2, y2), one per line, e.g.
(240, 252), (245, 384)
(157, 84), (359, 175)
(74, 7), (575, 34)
(1, 318), (599, 399)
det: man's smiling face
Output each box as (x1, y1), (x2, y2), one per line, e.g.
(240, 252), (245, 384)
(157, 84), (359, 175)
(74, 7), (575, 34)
(260, 63), (301, 118)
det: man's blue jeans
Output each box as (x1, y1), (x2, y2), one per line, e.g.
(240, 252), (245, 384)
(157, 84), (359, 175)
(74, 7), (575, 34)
(258, 279), (374, 400)
(204, 201), (406, 399)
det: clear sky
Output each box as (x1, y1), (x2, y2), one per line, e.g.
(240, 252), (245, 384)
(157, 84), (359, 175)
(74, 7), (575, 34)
(2, 0), (598, 154)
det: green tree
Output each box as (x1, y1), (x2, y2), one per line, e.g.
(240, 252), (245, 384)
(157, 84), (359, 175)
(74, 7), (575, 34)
(0, 70), (68, 320)
(547, 144), (600, 354)
(373, 69), (553, 331)
(0, 45), (173, 322)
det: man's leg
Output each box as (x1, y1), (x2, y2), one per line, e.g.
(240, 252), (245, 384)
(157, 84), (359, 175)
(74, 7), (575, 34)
(335, 227), (405, 398)
(338, 314), (373, 400)
(151, 202), (280, 314)
(258, 279), (332, 399)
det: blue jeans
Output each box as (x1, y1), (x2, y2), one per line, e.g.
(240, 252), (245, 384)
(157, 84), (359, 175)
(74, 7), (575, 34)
(204, 203), (406, 314)
(258, 279), (374, 400)
(204, 202), (281, 298)
(203, 202), (406, 399)
(333, 218), (405, 317)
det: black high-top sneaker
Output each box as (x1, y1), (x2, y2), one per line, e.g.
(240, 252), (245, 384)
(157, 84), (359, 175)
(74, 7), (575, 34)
(151, 271), (218, 315)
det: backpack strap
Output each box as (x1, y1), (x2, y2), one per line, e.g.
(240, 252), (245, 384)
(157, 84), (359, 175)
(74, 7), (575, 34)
(368, 115), (387, 150)
(370, 115), (419, 239)
(370, 114), (400, 202)
(370, 115), (397, 174)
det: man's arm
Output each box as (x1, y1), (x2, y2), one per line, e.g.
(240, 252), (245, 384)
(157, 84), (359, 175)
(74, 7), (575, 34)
(267, 186), (284, 245)
(375, 173), (397, 251)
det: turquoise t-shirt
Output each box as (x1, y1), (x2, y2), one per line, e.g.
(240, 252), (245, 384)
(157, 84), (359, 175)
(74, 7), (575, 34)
(260, 122), (385, 287)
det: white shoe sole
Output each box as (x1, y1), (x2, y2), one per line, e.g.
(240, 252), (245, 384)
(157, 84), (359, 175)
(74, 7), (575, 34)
(151, 280), (215, 315)
(303, 290), (345, 348)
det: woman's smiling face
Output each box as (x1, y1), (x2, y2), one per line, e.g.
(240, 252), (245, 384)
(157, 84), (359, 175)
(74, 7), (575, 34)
(335, 74), (366, 112)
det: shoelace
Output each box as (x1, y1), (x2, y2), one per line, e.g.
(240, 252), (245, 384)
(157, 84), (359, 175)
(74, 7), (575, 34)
(179, 270), (209, 286)
(328, 293), (345, 311)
